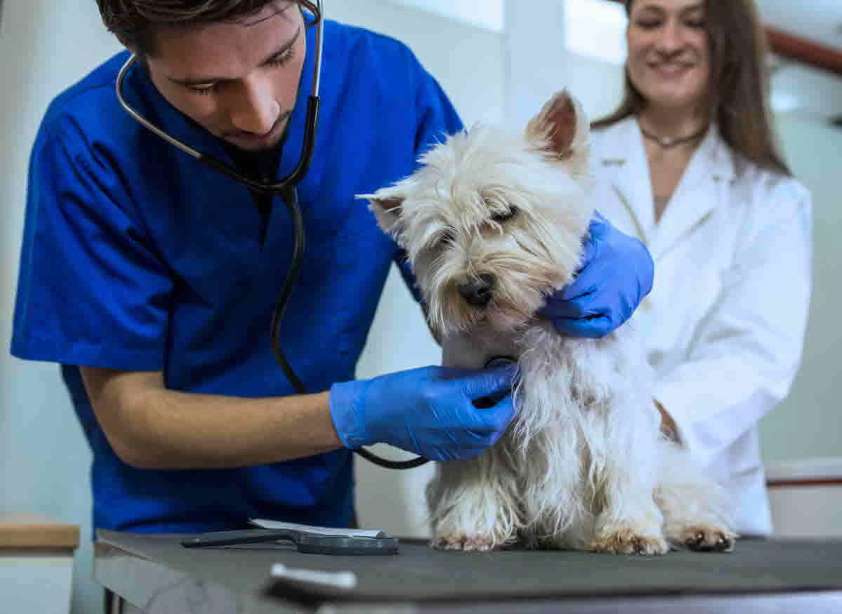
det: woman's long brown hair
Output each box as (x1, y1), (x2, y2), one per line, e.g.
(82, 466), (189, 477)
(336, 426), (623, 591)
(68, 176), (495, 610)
(594, 0), (791, 176)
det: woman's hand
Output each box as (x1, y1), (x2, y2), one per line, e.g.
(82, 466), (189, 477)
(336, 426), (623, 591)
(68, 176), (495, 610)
(537, 213), (654, 338)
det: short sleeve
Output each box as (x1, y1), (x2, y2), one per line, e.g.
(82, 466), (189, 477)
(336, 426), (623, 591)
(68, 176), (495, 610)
(413, 65), (463, 162)
(11, 124), (172, 371)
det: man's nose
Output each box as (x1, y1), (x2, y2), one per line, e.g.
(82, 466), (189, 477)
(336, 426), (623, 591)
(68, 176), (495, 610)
(229, 75), (280, 135)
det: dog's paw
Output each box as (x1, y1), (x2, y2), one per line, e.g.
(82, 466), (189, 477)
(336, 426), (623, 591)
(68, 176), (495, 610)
(431, 534), (496, 552)
(670, 525), (737, 553)
(590, 527), (669, 556)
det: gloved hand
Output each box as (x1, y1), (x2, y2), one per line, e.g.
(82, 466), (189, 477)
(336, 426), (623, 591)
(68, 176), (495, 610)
(329, 365), (516, 461)
(537, 212), (654, 338)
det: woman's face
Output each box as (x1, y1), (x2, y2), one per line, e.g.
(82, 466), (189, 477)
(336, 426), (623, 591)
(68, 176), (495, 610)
(626, 0), (711, 114)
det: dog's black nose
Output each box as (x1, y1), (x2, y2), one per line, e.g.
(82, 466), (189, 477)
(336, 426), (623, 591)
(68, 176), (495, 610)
(458, 274), (496, 307)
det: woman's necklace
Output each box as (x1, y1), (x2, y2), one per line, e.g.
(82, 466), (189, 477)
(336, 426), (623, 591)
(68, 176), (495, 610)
(640, 125), (708, 149)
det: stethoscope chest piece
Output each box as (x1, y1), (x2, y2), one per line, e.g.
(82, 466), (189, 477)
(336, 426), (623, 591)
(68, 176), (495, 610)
(484, 356), (518, 369)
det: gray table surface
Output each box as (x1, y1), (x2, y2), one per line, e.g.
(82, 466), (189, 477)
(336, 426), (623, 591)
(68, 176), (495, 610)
(95, 531), (842, 613)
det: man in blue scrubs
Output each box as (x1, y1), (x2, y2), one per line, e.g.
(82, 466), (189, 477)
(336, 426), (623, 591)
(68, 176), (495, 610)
(11, 1), (654, 534)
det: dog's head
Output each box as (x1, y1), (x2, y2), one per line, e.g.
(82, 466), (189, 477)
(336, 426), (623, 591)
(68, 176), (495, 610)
(362, 91), (593, 337)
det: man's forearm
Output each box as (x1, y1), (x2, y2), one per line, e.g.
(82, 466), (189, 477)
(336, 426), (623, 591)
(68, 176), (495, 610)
(81, 368), (342, 470)
(130, 388), (340, 469)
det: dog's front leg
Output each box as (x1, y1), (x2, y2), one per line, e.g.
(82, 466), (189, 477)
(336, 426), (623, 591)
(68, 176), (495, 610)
(427, 445), (520, 551)
(589, 390), (669, 555)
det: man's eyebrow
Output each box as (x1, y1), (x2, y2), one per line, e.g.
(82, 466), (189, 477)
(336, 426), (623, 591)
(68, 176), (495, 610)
(167, 25), (301, 86)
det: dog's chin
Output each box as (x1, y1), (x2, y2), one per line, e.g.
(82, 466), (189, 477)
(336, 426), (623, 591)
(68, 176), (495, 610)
(484, 302), (536, 331)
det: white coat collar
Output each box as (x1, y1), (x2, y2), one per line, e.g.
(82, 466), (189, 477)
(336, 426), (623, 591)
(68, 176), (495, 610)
(593, 116), (736, 258)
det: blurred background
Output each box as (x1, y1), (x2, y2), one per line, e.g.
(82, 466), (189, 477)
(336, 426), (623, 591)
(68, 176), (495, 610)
(1, 1), (839, 612)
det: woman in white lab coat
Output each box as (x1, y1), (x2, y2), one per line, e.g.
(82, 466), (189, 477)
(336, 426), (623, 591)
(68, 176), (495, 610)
(589, 0), (812, 535)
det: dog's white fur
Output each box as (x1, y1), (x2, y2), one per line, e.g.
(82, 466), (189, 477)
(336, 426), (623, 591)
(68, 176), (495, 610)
(362, 91), (736, 555)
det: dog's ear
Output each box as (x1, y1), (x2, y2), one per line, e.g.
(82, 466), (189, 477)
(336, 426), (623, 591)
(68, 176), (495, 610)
(357, 187), (405, 238)
(526, 90), (590, 174)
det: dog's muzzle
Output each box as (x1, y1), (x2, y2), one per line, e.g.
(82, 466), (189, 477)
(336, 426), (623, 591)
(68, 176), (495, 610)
(457, 273), (496, 307)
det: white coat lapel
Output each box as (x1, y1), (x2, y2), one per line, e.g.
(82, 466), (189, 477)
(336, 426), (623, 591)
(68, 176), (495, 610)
(650, 127), (735, 259)
(594, 117), (656, 244)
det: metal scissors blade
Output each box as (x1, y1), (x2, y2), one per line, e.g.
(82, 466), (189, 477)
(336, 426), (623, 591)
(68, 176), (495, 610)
(181, 528), (399, 555)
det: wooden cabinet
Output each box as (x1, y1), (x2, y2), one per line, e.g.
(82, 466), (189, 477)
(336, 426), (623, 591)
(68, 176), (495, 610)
(0, 514), (80, 614)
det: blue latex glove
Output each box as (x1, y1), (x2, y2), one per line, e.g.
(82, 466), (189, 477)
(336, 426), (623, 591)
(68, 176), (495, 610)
(537, 213), (654, 338)
(329, 365), (516, 461)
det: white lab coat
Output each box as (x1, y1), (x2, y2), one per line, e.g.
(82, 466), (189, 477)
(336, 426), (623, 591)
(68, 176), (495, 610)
(590, 117), (813, 536)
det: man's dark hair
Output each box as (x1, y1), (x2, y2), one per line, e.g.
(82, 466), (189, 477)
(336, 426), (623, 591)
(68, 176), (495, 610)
(96, 0), (321, 55)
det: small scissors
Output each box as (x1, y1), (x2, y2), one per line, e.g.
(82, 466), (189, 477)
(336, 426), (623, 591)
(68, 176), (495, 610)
(181, 522), (399, 556)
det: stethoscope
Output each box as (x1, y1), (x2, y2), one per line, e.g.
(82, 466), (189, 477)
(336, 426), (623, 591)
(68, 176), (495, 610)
(114, 0), (426, 471)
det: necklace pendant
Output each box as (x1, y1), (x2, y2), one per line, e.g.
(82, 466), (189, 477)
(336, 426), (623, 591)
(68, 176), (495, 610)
(640, 124), (708, 150)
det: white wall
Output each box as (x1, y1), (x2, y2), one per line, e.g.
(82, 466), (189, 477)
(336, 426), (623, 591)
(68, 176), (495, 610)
(0, 3), (122, 614)
(759, 114), (842, 462)
(505, 1), (624, 132)
(391, 0), (504, 32)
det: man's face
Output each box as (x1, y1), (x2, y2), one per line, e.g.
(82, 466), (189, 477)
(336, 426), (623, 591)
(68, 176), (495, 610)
(145, 1), (306, 152)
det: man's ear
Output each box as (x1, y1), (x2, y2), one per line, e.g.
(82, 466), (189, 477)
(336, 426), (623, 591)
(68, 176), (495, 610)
(357, 186), (405, 239)
(525, 90), (590, 176)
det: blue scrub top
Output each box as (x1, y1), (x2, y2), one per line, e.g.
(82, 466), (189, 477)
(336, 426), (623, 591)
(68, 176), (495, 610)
(11, 19), (462, 533)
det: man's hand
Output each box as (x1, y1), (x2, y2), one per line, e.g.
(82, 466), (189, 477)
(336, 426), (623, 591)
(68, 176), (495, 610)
(538, 213), (654, 338)
(329, 365), (516, 461)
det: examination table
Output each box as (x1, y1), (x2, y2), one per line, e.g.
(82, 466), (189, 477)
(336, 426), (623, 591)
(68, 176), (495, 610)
(96, 530), (842, 613)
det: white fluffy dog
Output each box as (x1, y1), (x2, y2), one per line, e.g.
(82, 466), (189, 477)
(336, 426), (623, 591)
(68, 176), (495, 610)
(363, 91), (736, 555)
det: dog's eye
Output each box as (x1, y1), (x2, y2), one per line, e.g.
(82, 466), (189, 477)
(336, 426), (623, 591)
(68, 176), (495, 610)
(434, 229), (456, 249)
(491, 207), (519, 223)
